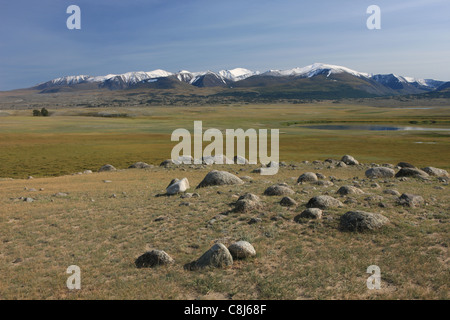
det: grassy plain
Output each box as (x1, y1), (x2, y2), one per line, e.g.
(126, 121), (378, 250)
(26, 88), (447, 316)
(0, 103), (449, 178)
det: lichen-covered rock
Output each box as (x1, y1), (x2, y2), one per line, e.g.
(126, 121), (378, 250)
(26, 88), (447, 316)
(135, 250), (174, 268)
(294, 208), (323, 222)
(264, 184), (294, 196)
(306, 195), (343, 209)
(365, 167), (395, 179)
(184, 243), (233, 271)
(196, 170), (244, 188)
(297, 172), (318, 183)
(98, 164), (116, 172)
(228, 241), (256, 259)
(340, 211), (389, 232)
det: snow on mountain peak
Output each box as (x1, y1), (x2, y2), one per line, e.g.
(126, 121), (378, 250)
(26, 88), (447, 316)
(263, 63), (370, 78)
(218, 68), (259, 81)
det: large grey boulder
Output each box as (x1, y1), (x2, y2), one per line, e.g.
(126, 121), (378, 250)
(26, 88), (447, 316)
(166, 178), (190, 195)
(196, 170), (244, 188)
(422, 167), (449, 177)
(297, 172), (318, 183)
(135, 250), (174, 268)
(184, 243), (233, 271)
(365, 167), (395, 179)
(264, 184), (294, 196)
(341, 155), (359, 165)
(306, 195), (343, 209)
(98, 164), (116, 172)
(228, 241), (256, 259)
(395, 168), (429, 179)
(340, 211), (389, 232)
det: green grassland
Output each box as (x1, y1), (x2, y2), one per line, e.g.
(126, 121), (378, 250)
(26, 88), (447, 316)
(0, 103), (449, 178)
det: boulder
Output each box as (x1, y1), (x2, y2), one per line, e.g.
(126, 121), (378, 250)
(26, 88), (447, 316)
(397, 193), (424, 207)
(228, 241), (256, 259)
(365, 167), (395, 179)
(264, 184), (295, 196)
(395, 168), (429, 179)
(166, 178), (190, 195)
(280, 196), (297, 207)
(336, 185), (364, 196)
(422, 167), (449, 177)
(341, 155), (359, 165)
(294, 208), (323, 221)
(135, 250), (174, 268)
(340, 211), (389, 232)
(397, 162), (416, 168)
(233, 155), (249, 165)
(98, 164), (116, 172)
(196, 170), (244, 188)
(184, 243), (233, 271)
(383, 189), (401, 197)
(128, 162), (152, 169)
(297, 172), (318, 183)
(306, 195), (343, 209)
(234, 193), (262, 212)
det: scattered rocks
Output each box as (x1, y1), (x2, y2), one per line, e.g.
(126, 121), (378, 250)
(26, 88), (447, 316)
(395, 168), (429, 179)
(294, 208), (323, 221)
(336, 185), (364, 196)
(297, 172), (318, 183)
(341, 155), (359, 165)
(339, 211), (389, 232)
(280, 196), (297, 207)
(128, 162), (153, 169)
(166, 178), (190, 195)
(135, 250), (174, 268)
(397, 193), (424, 207)
(306, 195), (344, 209)
(184, 243), (233, 271)
(422, 167), (449, 177)
(365, 167), (395, 179)
(263, 184), (294, 196)
(228, 241), (256, 259)
(98, 164), (116, 172)
(196, 170), (244, 189)
(23, 197), (34, 203)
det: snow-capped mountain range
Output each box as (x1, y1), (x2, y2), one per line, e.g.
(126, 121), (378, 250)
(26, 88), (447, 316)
(35, 63), (446, 94)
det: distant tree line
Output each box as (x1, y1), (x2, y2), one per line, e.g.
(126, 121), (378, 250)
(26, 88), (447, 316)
(33, 108), (49, 116)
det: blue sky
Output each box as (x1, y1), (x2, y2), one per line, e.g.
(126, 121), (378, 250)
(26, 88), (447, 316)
(1, 0), (449, 90)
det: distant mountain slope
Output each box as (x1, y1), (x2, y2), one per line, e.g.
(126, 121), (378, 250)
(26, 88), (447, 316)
(27, 63), (447, 99)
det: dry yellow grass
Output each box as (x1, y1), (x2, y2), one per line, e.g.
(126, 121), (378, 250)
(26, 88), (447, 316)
(0, 162), (448, 300)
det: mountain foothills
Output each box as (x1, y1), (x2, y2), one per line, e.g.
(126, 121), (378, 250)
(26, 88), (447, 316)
(10, 63), (450, 100)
